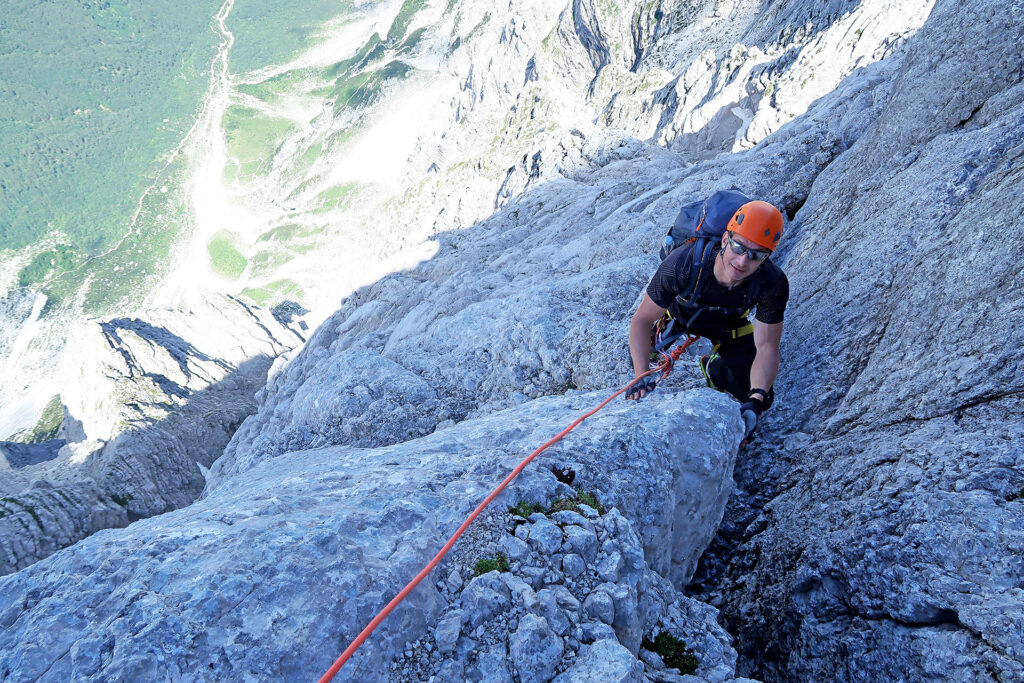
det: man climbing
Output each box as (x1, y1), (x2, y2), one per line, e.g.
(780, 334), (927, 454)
(624, 197), (789, 441)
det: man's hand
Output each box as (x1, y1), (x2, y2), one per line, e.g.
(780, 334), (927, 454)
(740, 407), (758, 439)
(739, 389), (768, 439)
(625, 376), (657, 401)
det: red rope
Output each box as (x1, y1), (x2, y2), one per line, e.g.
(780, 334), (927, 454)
(318, 336), (698, 682)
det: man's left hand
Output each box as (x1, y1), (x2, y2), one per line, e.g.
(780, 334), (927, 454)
(739, 389), (768, 439)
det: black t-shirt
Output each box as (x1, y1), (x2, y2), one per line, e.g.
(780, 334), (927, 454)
(646, 243), (789, 338)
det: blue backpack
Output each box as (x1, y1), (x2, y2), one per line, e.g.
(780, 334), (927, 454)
(659, 188), (751, 261)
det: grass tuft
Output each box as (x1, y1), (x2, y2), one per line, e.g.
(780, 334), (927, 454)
(643, 632), (698, 674)
(508, 500), (545, 519)
(472, 552), (509, 576)
(510, 489), (606, 519)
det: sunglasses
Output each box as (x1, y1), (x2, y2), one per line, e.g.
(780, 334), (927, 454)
(726, 233), (771, 262)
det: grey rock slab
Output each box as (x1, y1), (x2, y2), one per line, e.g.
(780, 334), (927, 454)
(596, 550), (625, 582)
(436, 658), (465, 682)
(1, 0), (977, 679)
(460, 571), (512, 630)
(692, 0), (1024, 680)
(435, 612), (464, 655)
(582, 621), (619, 644)
(536, 588), (571, 636)
(583, 588), (616, 625)
(527, 517), (564, 555)
(564, 524), (599, 563)
(553, 638), (645, 683)
(609, 584), (642, 654)
(498, 533), (530, 561)
(509, 614), (563, 682)
(0, 388), (733, 681)
(563, 553), (586, 578)
(466, 644), (513, 682)
(550, 584), (582, 613)
(640, 648), (665, 669)
(552, 510), (593, 528)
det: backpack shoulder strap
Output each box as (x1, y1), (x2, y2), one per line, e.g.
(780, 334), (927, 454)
(675, 238), (716, 306)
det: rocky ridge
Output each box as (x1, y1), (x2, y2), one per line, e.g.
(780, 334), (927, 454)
(390, 506), (742, 683)
(0, 388), (744, 681)
(0, 293), (303, 575)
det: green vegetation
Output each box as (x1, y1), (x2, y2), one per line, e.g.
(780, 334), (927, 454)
(551, 489), (607, 515)
(465, 13), (493, 44)
(223, 106), (296, 181)
(325, 33), (385, 80)
(226, 0), (357, 73)
(331, 61), (413, 114)
(250, 249), (295, 275)
(386, 0), (430, 45)
(207, 231), (248, 280)
(314, 183), (359, 213)
(257, 223), (316, 244)
(18, 247), (80, 288)
(0, 0), (221, 306)
(397, 28), (428, 55)
(320, 1), (430, 116)
(27, 395), (63, 443)
(241, 278), (304, 306)
(509, 500), (546, 519)
(473, 552), (510, 576)
(235, 68), (315, 106)
(510, 489), (607, 518)
(643, 632), (698, 674)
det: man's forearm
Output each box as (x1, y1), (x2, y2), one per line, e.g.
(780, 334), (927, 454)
(749, 346), (780, 393)
(629, 316), (654, 377)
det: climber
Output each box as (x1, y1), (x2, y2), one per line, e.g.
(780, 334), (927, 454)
(624, 199), (789, 441)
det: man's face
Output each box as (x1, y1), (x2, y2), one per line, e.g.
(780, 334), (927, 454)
(720, 232), (770, 282)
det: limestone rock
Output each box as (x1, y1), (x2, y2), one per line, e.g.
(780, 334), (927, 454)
(0, 388), (739, 681)
(554, 638), (644, 683)
(0, 294), (301, 575)
(688, 0), (1024, 679)
(510, 614), (563, 681)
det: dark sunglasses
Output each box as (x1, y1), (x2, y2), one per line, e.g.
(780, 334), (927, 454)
(726, 233), (770, 262)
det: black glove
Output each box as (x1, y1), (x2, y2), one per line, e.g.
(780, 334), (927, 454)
(625, 376), (657, 401)
(740, 406), (758, 439)
(739, 389), (768, 439)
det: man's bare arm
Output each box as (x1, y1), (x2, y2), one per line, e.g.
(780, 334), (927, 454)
(627, 294), (668, 399)
(749, 319), (783, 397)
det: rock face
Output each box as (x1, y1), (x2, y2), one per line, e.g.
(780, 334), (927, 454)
(688, 0), (1024, 680)
(0, 294), (302, 575)
(0, 0), (1021, 681)
(0, 389), (741, 681)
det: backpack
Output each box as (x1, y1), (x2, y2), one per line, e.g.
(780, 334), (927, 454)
(654, 188), (762, 342)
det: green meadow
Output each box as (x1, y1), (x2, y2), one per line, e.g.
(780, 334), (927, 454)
(0, 0), (222, 311)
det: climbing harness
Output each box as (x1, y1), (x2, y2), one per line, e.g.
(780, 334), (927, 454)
(317, 336), (699, 682)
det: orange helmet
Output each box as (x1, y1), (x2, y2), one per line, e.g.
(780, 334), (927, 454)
(727, 200), (784, 251)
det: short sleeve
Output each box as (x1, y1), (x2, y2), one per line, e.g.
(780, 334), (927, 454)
(646, 249), (684, 309)
(754, 270), (789, 324)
